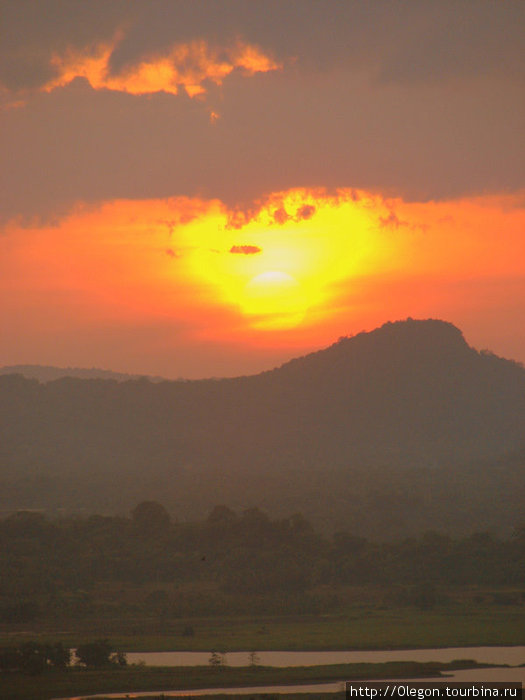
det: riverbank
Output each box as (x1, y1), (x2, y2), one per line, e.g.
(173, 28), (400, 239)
(0, 659), (487, 700)
(91, 694), (347, 700)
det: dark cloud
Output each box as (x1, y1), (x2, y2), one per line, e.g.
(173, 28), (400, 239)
(379, 212), (406, 230)
(225, 209), (259, 230)
(0, 1), (523, 223)
(273, 207), (289, 225)
(1, 1), (523, 93)
(0, 0), (126, 91)
(229, 245), (262, 255)
(295, 205), (315, 222)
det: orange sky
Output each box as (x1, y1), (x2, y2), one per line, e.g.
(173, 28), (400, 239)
(1, 2), (524, 377)
(1, 189), (524, 377)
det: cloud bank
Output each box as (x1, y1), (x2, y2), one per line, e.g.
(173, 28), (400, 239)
(0, 1), (523, 223)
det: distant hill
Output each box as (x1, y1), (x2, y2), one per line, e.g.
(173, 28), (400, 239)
(0, 365), (167, 383)
(1, 319), (524, 537)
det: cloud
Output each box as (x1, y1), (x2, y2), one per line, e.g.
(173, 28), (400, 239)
(295, 205), (316, 221)
(269, 203), (315, 226)
(273, 207), (289, 225)
(226, 209), (258, 230)
(41, 35), (280, 98)
(0, 2), (523, 225)
(229, 245), (262, 255)
(2, 65), (523, 225)
(1, 1), (522, 95)
(379, 211), (408, 230)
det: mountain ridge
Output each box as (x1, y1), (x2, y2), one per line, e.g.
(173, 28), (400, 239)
(2, 319), (522, 385)
(1, 318), (524, 536)
(0, 364), (167, 383)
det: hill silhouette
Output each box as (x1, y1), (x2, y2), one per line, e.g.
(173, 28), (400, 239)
(1, 319), (524, 536)
(0, 364), (166, 383)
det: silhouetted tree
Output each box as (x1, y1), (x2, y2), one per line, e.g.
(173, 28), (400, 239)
(131, 501), (170, 535)
(207, 505), (237, 524)
(46, 642), (71, 669)
(208, 650), (221, 666)
(19, 642), (47, 675)
(75, 639), (114, 668)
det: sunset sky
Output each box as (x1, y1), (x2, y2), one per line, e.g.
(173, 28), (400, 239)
(1, 0), (524, 378)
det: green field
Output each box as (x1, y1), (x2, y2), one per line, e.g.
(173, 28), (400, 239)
(2, 603), (525, 653)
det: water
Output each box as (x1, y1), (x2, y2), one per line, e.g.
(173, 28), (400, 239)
(126, 647), (525, 668)
(54, 681), (347, 698)
(54, 646), (525, 699)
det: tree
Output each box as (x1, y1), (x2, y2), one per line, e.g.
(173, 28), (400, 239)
(207, 505), (237, 524)
(46, 642), (71, 669)
(131, 501), (171, 535)
(4, 511), (47, 537)
(208, 650), (228, 667)
(75, 639), (114, 668)
(208, 650), (221, 667)
(0, 641), (71, 674)
(19, 642), (47, 675)
(113, 650), (127, 667)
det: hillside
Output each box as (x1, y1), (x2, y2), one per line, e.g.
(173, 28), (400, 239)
(0, 365), (166, 383)
(1, 319), (524, 536)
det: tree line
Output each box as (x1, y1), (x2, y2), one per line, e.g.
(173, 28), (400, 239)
(1, 502), (524, 619)
(0, 639), (126, 675)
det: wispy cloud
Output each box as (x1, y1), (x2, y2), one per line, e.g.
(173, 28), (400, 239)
(295, 204), (316, 221)
(229, 245), (262, 255)
(43, 35), (281, 98)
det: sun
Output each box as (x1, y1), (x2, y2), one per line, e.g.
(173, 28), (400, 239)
(248, 270), (297, 290)
(242, 271), (307, 329)
(172, 189), (397, 333)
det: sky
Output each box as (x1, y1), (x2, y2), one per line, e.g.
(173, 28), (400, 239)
(1, 0), (524, 379)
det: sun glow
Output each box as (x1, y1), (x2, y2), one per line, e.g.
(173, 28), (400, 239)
(2, 189), (522, 364)
(243, 271), (306, 329)
(172, 189), (396, 330)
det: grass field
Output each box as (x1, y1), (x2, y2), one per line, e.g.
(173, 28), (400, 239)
(2, 603), (525, 653)
(0, 659), (486, 700)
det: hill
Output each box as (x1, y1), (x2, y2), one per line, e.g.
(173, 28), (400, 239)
(0, 319), (524, 536)
(0, 365), (167, 383)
